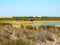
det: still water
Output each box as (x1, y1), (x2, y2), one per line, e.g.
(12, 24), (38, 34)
(33, 22), (60, 25)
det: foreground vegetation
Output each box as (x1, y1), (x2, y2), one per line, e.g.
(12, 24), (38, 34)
(0, 23), (60, 45)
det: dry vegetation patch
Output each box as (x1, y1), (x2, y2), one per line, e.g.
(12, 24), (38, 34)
(0, 23), (60, 45)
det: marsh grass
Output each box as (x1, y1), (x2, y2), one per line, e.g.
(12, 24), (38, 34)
(0, 23), (60, 45)
(0, 39), (37, 45)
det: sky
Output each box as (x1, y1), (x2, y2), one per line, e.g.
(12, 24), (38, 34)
(0, 0), (60, 17)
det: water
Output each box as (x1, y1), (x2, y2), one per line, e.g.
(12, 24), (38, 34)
(33, 22), (60, 25)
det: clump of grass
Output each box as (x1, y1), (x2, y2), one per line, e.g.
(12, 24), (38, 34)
(0, 39), (26, 45)
(0, 39), (36, 45)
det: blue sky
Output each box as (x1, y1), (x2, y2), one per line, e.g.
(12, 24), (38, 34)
(0, 0), (60, 17)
